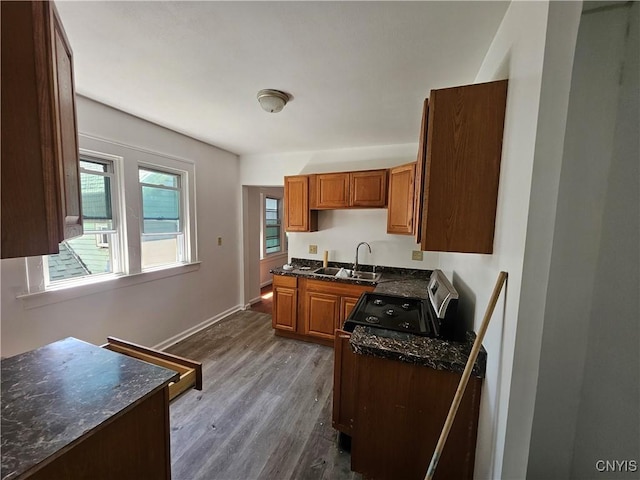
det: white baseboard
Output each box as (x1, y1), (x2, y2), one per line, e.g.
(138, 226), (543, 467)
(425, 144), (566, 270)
(153, 304), (243, 351)
(260, 280), (273, 288)
(248, 295), (262, 306)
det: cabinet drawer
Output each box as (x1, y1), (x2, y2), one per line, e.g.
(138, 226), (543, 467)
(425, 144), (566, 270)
(273, 274), (298, 288)
(102, 337), (202, 401)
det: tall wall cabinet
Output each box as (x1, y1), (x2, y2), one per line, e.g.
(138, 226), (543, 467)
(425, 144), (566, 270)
(1, 1), (83, 259)
(416, 80), (508, 254)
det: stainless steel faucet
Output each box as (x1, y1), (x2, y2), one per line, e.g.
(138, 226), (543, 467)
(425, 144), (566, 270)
(354, 242), (371, 273)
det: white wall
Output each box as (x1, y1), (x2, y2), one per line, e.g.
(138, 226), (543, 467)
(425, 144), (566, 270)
(0, 97), (242, 357)
(570, 5), (639, 475)
(240, 143), (440, 270)
(529, 3), (639, 478)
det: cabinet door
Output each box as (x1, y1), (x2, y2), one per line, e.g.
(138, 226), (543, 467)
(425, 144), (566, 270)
(272, 287), (297, 332)
(338, 295), (361, 331)
(387, 163), (416, 235)
(332, 330), (356, 435)
(414, 98), (429, 245)
(350, 170), (388, 207)
(305, 291), (340, 340)
(313, 173), (350, 209)
(1, 1), (82, 258)
(51, 5), (82, 240)
(284, 175), (317, 232)
(419, 80), (508, 253)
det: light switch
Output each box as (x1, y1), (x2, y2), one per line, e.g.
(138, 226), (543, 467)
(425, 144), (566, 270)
(412, 250), (423, 261)
(217, 237), (222, 246)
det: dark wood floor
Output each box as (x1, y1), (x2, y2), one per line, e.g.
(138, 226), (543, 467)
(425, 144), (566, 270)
(166, 309), (360, 480)
(250, 285), (273, 315)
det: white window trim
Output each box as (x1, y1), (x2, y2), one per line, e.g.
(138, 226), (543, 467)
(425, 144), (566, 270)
(23, 135), (199, 304)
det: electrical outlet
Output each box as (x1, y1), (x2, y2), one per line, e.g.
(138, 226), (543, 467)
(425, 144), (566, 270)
(217, 237), (222, 246)
(412, 250), (424, 261)
(309, 244), (318, 254)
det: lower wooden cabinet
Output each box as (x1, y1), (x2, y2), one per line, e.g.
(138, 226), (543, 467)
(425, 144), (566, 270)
(272, 275), (298, 332)
(272, 274), (373, 346)
(304, 279), (373, 343)
(332, 329), (357, 435)
(306, 291), (340, 340)
(30, 387), (172, 480)
(350, 354), (482, 480)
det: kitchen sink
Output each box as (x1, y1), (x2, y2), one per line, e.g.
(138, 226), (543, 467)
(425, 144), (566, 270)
(313, 267), (343, 276)
(312, 267), (381, 283)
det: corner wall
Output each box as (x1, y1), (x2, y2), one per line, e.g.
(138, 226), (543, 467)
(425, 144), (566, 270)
(0, 97), (242, 357)
(529, 3), (639, 478)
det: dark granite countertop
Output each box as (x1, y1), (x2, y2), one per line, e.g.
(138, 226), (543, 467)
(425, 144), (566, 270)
(1, 337), (179, 480)
(350, 326), (486, 378)
(271, 257), (432, 292)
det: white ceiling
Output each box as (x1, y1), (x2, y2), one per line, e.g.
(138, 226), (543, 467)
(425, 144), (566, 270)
(56, 1), (509, 156)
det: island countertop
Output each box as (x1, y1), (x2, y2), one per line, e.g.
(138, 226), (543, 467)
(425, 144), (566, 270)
(1, 337), (179, 480)
(350, 326), (487, 378)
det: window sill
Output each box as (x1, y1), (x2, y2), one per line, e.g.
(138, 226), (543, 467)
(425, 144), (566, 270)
(18, 262), (201, 310)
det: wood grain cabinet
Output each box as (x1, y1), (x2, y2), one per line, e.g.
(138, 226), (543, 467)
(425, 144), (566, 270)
(351, 354), (482, 480)
(349, 170), (388, 207)
(272, 275), (298, 332)
(387, 162), (416, 235)
(1, 1), (83, 259)
(304, 279), (374, 342)
(416, 80), (508, 254)
(272, 275), (373, 346)
(284, 175), (318, 232)
(332, 329), (357, 435)
(310, 169), (388, 209)
(305, 291), (341, 340)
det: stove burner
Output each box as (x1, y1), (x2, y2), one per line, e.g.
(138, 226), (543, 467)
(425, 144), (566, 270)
(365, 315), (380, 324)
(373, 299), (385, 306)
(401, 303), (411, 310)
(399, 322), (413, 330)
(385, 309), (396, 316)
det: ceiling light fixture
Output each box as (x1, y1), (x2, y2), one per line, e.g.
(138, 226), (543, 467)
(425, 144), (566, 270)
(257, 89), (289, 113)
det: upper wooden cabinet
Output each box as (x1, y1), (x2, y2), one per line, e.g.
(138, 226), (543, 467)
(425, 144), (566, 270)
(387, 162), (416, 235)
(1, 1), (83, 259)
(284, 175), (318, 232)
(310, 169), (388, 209)
(350, 170), (388, 207)
(418, 80), (508, 254)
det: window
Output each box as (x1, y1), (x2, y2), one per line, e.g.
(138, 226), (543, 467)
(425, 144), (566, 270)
(31, 140), (197, 294)
(263, 196), (286, 256)
(46, 156), (121, 284)
(139, 167), (184, 269)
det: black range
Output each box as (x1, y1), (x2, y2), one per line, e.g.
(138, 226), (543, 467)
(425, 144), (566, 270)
(343, 292), (435, 337)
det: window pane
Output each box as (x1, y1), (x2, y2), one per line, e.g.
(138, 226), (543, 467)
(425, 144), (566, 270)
(141, 235), (181, 269)
(48, 234), (113, 282)
(141, 185), (180, 234)
(265, 197), (279, 225)
(80, 159), (108, 173)
(139, 168), (179, 188)
(81, 172), (112, 226)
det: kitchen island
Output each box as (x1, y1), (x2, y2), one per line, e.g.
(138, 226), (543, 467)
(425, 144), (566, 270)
(1, 337), (179, 480)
